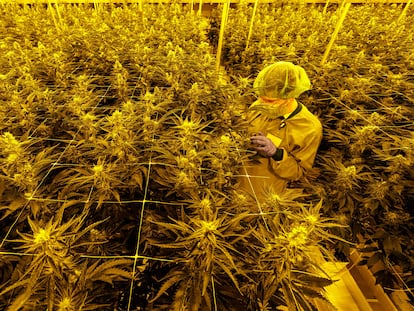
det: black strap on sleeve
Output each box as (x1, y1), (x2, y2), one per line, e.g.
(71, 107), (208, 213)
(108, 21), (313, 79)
(271, 148), (284, 161)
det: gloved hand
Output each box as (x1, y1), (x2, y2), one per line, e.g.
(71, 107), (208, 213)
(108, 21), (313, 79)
(250, 132), (277, 157)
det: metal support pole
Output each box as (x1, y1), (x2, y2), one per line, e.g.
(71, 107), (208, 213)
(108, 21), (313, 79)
(323, 0), (330, 15)
(246, 0), (260, 51)
(216, 0), (231, 73)
(321, 2), (351, 66)
(198, 0), (203, 16)
(398, 0), (412, 22)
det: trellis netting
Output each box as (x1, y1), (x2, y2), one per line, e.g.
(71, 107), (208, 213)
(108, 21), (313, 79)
(0, 2), (413, 310)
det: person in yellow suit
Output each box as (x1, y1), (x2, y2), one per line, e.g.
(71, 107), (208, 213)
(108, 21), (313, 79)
(238, 61), (322, 203)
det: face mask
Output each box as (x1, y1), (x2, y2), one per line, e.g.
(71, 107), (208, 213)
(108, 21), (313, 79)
(249, 98), (293, 118)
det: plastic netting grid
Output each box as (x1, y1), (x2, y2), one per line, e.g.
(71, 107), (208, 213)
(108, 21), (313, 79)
(0, 68), (252, 310)
(2, 62), (414, 308)
(0, 74), (152, 309)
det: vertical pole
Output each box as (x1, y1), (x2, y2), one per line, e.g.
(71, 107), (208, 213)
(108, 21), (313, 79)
(47, 0), (59, 31)
(198, 0), (203, 16)
(321, 2), (351, 66)
(138, 0), (144, 24)
(246, 0), (259, 51)
(323, 0), (330, 15)
(398, 0), (412, 22)
(216, 0), (231, 73)
(338, 0), (346, 13)
(52, 0), (62, 24)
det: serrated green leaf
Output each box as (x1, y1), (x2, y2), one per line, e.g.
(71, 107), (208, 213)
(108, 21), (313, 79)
(150, 272), (185, 303)
(358, 246), (379, 253)
(294, 271), (334, 288)
(7, 288), (32, 311)
(0, 278), (30, 297)
(132, 172), (144, 190)
(367, 252), (383, 268)
(383, 235), (402, 255)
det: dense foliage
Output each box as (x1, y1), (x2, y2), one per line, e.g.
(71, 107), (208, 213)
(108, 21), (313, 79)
(0, 1), (413, 310)
(210, 2), (414, 298)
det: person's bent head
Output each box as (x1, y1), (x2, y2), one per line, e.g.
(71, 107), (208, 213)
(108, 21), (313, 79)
(253, 61), (311, 100)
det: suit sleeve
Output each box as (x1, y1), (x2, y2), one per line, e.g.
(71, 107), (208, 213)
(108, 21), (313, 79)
(269, 123), (322, 181)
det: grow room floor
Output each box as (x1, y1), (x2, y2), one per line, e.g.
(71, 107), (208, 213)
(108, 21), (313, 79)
(315, 250), (411, 311)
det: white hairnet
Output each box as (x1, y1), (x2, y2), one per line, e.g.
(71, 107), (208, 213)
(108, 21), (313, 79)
(253, 62), (311, 99)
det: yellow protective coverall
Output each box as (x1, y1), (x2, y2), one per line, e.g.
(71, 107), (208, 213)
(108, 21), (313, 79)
(238, 100), (323, 203)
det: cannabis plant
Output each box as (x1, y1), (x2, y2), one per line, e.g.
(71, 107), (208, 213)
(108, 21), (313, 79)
(1, 2), (413, 309)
